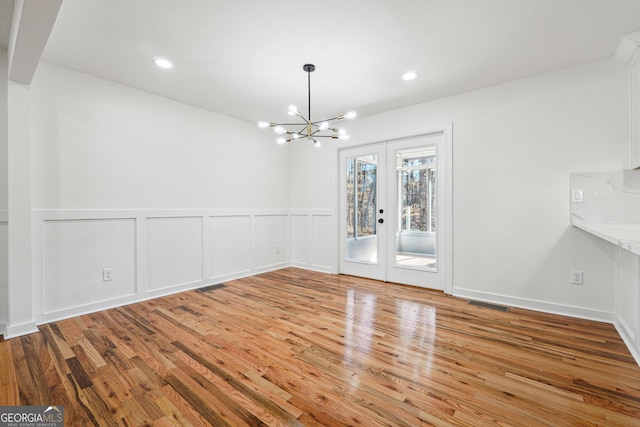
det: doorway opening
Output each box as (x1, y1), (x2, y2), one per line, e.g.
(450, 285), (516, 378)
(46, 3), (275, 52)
(338, 128), (452, 292)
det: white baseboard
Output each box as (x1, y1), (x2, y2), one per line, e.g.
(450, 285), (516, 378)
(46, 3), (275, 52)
(4, 321), (38, 339)
(35, 265), (288, 327)
(290, 262), (333, 274)
(614, 319), (640, 367)
(616, 315), (636, 342)
(253, 262), (290, 275)
(453, 288), (615, 323)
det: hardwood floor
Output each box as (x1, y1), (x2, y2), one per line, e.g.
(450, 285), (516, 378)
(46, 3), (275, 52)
(1, 268), (640, 426)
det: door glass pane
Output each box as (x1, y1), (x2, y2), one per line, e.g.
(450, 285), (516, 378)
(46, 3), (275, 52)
(346, 154), (378, 263)
(395, 148), (437, 270)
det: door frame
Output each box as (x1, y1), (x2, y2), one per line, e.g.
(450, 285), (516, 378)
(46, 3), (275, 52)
(333, 123), (453, 294)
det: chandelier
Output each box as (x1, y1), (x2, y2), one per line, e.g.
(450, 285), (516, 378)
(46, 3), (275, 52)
(258, 64), (356, 147)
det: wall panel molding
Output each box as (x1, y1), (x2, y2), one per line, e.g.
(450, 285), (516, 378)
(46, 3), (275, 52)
(24, 208), (334, 330)
(146, 216), (203, 291)
(290, 210), (334, 273)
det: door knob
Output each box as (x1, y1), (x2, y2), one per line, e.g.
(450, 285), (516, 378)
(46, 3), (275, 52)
(378, 218), (384, 223)
(379, 209), (384, 214)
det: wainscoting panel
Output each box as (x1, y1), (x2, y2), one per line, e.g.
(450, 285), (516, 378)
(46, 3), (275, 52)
(43, 218), (137, 313)
(312, 214), (334, 272)
(289, 210), (334, 273)
(146, 216), (203, 291)
(22, 209), (334, 331)
(254, 214), (288, 270)
(210, 215), (251, 278)
(290, 214), (310, 266)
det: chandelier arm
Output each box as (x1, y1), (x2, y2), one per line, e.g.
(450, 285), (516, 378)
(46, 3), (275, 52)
(310, 116), (343, 125)
(273, 122), (308, 127)
(296, 113), (311, 124)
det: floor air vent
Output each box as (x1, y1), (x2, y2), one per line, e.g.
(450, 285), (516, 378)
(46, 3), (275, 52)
(468, 300), (509, 312)
(196, 283), (226, 293)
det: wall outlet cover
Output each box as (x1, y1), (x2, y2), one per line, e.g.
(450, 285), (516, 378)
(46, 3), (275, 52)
(571, 189), (584, 203)
(570, 269), (583, 285)
(103, 268), (114, 281)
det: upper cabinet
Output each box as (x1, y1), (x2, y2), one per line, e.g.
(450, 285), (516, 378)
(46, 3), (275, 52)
(631, 48), (640, 169)
(619, 31), (640, 169)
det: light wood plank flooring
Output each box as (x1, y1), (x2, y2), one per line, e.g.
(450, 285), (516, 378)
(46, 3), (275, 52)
(1, 268), (639, 426)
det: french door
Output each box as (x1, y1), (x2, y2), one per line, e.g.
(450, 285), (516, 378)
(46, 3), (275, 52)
(339, 132), (449, 290)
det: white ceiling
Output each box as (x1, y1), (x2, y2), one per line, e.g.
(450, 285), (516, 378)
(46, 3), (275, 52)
(39, 0), (640, 125)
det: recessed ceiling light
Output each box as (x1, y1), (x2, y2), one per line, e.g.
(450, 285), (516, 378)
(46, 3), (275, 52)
(402, 71), (419, 81)
(152, 57), (173, 69)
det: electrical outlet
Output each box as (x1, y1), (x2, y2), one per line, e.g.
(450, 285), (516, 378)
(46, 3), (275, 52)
(570, 269), (583, 285)
(275, 245), (281, 254)
(571, 189), (584, 203)
(103, 268), (114, 282)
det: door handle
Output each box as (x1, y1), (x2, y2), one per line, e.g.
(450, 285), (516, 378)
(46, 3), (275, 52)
(378, 218), (384, 224)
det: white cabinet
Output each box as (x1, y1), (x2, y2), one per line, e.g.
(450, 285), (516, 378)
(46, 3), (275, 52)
(630, 50), (640, 169)
(621, 31), (640, 169)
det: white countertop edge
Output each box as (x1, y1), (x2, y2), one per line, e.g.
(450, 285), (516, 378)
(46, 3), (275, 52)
(571, 221), (640, 256)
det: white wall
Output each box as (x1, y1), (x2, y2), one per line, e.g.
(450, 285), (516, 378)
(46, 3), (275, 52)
(32, 62), (290, 210)
(290, 58), (628, 320)
(0, 49), (8, 331)
(26, 62), (294, 324)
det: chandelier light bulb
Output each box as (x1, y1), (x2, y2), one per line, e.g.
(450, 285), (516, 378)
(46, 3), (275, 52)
(276, 137), (286, 144)
(273, 126), (286, 135)
(338, 128), (347, 135)
(314, 140), (321, 148)
(288, 105), (298, 115)
(319, 121), (329, 130)
(339, 134), (350, 141)
(257, 121), (270, 129)
(293, 133), (300, 139)
(344, 111), (357, 120)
